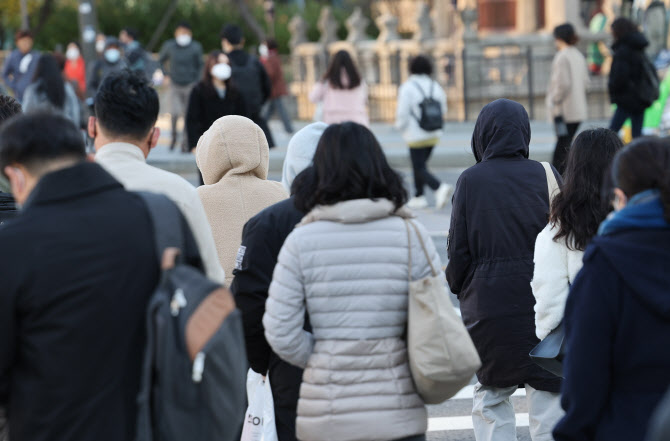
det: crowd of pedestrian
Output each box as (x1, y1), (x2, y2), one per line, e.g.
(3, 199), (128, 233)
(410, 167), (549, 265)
(0, 14), (669, 441)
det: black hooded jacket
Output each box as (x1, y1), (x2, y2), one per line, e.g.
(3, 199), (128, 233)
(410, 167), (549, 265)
(446, 99), (562, 391)
(608, 31), (652, 113)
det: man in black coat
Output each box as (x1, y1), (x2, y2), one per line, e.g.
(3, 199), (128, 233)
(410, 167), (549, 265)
(446, 99), (563, 441)
(230, 123), (326, 441)
(0, 113), (160, 441)
(221, 24), (275, 147)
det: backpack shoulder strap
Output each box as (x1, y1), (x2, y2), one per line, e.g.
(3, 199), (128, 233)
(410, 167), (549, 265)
(412, 81), (427, 99)
(138, 191), (185, 265)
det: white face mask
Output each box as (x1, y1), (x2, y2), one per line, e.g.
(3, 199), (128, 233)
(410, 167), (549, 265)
(176, 34), (192, 47)
(96, 40), (106, 53)
(104, 48), (121, 63)
(211, 63), (231, 81)
(259, 44), (269, 58)
(66, 47), (80, 61)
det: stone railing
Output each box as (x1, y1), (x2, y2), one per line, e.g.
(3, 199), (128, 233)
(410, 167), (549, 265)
(288, 5), (613, 122)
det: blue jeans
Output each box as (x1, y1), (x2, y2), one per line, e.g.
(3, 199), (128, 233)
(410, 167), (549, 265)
(609, 107), (645, 139)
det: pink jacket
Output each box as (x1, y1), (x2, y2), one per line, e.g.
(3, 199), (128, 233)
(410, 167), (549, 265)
(309, 80), (369, 127)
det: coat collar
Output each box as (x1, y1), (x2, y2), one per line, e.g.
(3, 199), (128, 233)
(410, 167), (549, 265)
(23, 162), (122, 209)
(299, 198), (413, 226)
(95, 142), (147, 163)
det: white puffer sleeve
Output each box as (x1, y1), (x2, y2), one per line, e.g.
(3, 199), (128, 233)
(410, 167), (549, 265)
(531, 224), (571, 340)
(263, 231), (314, 368)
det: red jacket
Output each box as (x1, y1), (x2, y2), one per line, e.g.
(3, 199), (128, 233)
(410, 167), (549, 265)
(64, 57), (86, 95)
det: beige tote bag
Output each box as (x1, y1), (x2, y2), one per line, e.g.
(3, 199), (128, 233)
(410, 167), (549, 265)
(404, 220), (481, 405)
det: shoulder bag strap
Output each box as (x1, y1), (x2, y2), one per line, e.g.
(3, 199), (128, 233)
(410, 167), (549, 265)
(411, 81), (427, 99)
(138, 191), (185, 266)
(405, 219), (438, 278)
(541, 162), (560, 201)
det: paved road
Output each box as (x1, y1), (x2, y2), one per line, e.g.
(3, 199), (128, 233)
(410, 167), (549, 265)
(177, 153), (543, 441)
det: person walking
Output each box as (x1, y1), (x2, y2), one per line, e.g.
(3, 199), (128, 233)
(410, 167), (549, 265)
(309, 50), (369, 126)
(446, 99), (563, 441)
(91, 70), (224, 284)
(119, 27), (149, 77)
(159, 22), (204, 152)
(23, 54), (80, 126)
(553, 137), (670, 441)
(547, 23), (589, 175)
(64, 42), (86, 97)
(196, 115), (287, 286)
(260, 39), (294, 134)
(0, 113), (161, 441)
(263, 122), (435, 441)
(531, 128), (622, 341)
(231, 122), (327, 441)
(395, 55), (452, 210)
(608, 17), (656, 139)
(87, 38), (127, 96)
(2, 30), (40, 102)
(186, 51), (248, 151)
(221, 24), (275, 148)
(0, 95), (21, 219)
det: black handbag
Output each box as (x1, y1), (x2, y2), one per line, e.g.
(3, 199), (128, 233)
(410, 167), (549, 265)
(529, 321), (566, 378)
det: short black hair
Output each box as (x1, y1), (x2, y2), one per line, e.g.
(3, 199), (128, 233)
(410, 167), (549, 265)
(0, 112), (85, 175)
(0, 95), (22, 125)
(553, 23), (579, 45)
(176, 20), (192, 31)
(266, 38), (278, 50)
(611, 17), (638, 42)
(410, 55), (433, 76)
(293, 122), (408, 212)
(123, 27), (139, 40)
(221, 24), (243, 45)
(94, 69), (159, 140)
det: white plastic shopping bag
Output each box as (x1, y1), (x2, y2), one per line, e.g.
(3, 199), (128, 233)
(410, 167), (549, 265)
(240, 369), (278, 441)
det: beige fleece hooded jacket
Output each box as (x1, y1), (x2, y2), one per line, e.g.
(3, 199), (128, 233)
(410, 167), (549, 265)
(196, 115), (287, 285)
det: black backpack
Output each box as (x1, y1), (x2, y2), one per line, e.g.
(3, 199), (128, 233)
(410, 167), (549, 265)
(411, 81), (444, 131)
(638, 56), (660, 107)
(231, 55), (264, 114)
(135, 193), (247, 441)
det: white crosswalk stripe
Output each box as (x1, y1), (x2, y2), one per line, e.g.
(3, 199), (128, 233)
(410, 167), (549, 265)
(427, 385), (529, 434)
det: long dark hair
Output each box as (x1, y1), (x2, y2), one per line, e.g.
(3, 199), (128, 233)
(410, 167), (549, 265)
(33, 54), (66, 109)
(202, 50), (224, 88)
(550, 128), (623, 250)
(323, 50), (361, 90)
(293, 122), (407, 213)
(610, 136), (670, 222)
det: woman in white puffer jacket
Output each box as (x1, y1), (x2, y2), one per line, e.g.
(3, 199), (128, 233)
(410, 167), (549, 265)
(263, 122), (439, 441)
(531, 128), (622, 340)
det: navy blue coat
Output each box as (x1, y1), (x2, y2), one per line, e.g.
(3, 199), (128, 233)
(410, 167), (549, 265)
(554, 228), (670, 441)
(446, 99), (562, 392)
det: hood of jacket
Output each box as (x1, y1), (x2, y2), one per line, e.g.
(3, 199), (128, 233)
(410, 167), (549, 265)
(196, 115), (269, 185)
(471, 99), (530, 163)
(299, 198), (413, 226)
(595, 190), (670, 318)
(613, 31), (649, 52)
(281, 122), (328, 193)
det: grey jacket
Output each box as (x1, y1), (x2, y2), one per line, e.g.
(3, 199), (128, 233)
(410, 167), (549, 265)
(264, 199), (438, 441)
(22, 81), (81, 127)
(159, 39), (204, 86)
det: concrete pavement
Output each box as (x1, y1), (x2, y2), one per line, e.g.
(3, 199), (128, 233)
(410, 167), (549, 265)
(147, 115), (611, 174)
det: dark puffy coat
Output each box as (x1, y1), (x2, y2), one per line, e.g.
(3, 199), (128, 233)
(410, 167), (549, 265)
(554, 228), (670, 441)
(446, 99), (562, 392)
(185, 82), (249, 149)
(608, 31), (652, 113)
(0, 162), (160, 441)
(230, 197), (309, 441)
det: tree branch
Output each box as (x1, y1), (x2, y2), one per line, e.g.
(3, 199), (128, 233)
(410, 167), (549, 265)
(146, 0), (180, 52)
(232, 0), (266, 42)
(33, 0), (56, 37)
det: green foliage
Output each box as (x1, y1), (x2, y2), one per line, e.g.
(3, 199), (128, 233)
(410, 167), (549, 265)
(19, 0), (379, 54)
